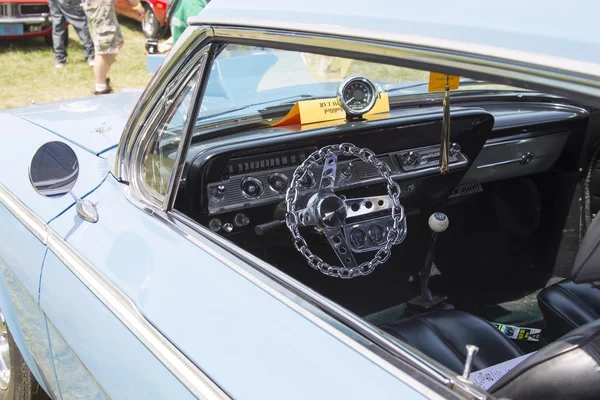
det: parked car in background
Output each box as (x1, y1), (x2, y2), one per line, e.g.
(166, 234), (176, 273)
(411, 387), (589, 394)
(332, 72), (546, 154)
(115, 0), (168, 39)
(2, 1), (600, 399)
(0, 0), (52, 44)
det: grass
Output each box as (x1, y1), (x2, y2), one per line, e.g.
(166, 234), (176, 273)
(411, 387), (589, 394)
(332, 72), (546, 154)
(0, 17), (152, 110)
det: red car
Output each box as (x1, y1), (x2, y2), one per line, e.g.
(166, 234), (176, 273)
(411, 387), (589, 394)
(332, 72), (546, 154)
(0, 0), (52, 44)
(115, 0), (169, 39)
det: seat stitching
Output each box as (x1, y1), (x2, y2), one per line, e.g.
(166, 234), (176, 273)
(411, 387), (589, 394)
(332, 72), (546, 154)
(417, 316), (466, 364)
(555, 285), (600, 319)
(538, 295), (579, 330)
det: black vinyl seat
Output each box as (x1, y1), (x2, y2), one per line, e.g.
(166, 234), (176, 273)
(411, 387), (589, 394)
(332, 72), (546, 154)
(380, 309), (600, 398)
(378, 214), (600, 397)
(379, 309), (523, 374)
(491, 318), (600, 399)
(538, 279), (600, 341)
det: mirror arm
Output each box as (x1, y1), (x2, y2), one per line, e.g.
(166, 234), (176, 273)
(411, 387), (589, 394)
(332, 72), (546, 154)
(70, 191), (99, 223)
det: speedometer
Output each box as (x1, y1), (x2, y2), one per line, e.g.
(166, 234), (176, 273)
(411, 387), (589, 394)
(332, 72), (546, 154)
(338, 75), (378, 119)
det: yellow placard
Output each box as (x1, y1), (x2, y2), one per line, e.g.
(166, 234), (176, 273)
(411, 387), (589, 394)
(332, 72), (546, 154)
(428, 73), (460, 92)
(275, 92), (390, 127)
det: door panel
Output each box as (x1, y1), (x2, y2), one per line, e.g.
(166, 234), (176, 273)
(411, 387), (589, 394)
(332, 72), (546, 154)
(45, 175), (429, 399)
(40, 250), (196, 400)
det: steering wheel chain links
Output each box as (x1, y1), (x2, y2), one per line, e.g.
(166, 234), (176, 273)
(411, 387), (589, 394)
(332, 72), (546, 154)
(285, 143), (406, 279)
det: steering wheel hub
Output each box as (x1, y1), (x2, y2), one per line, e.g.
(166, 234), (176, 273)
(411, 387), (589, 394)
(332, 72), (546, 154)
(318, 195), (347, 228)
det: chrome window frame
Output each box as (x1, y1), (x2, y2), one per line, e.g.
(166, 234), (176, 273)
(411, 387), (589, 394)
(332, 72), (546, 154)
(132, 57), (205, 209)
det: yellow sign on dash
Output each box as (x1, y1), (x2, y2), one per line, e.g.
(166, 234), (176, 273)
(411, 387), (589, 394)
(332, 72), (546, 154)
(428, 73), (460, 92)
(275, 92), (390, 127)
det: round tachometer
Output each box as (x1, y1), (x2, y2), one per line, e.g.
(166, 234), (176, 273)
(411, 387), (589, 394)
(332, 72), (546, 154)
(338, 75), (378, 118)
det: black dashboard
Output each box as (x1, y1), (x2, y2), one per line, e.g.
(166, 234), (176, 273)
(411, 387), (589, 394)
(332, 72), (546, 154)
(178, 95), (590, 239)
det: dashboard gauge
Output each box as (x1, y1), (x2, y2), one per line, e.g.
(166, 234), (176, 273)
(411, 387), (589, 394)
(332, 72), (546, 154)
(338, 75), (378, 118)
(368, 224), (385, 243)
(349, 227), (367, 249)
(298, 170), (315, 188)
(241, 177), (263, 198)
(268, 172), (289, 193)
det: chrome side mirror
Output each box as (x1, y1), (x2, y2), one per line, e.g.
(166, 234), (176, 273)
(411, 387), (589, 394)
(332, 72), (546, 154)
(29, 141), (79, 197)
(29, 142), (98, 223)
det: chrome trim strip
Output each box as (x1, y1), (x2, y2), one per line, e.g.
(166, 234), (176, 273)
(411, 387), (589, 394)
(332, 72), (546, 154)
(0, 184), (229, 400)
(476, 158), (524, 169)
(0, 16), (49, 24)
(0, 185), (47, 243)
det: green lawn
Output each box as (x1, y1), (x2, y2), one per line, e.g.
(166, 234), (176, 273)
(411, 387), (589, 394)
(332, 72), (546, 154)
(0, 17), (153, 110)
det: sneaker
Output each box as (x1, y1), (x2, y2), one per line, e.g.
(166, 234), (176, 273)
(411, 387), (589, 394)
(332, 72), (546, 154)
(92, 86), (113, 96)
(87, 57), (95, 67)
(54, 60), (67, 68)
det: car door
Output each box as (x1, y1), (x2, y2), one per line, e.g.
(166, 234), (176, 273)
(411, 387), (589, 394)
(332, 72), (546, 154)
(0, 113), (109, 399)
(37, 38), (438, 400)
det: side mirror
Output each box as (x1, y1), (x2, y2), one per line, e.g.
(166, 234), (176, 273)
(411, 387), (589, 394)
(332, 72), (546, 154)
(29, 142), (99, 223)
(29, 141), (79, 197)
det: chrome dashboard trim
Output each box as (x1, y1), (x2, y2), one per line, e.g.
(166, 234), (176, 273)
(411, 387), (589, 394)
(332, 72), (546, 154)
(207, 148), (468, 215)
(0, 183), (230, 400)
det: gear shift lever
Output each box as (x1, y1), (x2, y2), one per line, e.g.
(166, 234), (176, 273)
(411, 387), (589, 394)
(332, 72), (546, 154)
(407, 212), (449, 311)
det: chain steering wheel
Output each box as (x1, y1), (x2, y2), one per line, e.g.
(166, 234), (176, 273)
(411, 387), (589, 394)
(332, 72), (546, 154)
(285, 143), (407, 279)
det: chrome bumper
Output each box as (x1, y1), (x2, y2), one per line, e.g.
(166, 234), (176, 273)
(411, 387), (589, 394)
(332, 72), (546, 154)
(0, 14), (50, 25)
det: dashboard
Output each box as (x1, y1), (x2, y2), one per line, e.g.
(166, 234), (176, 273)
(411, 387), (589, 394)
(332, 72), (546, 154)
(180, 96), (590, 238)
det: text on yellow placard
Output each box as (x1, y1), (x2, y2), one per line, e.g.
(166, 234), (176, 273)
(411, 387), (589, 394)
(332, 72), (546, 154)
(428, 73), (460, 92)
(275, 92), (390, 127)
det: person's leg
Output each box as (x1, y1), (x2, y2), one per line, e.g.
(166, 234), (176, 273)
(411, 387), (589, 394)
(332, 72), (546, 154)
(48, 0), (68, 66)
(60, 0), (95, 63)
(93, 53), (116, 85)
(84, 2), (123, 94)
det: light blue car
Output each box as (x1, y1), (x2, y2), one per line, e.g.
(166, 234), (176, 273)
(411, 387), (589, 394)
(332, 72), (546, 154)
(2, 1), (600, 399)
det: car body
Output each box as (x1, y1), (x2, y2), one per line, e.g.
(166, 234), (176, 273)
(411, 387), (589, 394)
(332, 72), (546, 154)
(115, 0), (168, 38)
(0, 0), (51, 43)
(1, 0), (600, 399)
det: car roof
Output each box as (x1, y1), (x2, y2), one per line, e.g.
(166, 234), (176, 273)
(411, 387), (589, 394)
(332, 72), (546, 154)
(190, 0), (600, 78)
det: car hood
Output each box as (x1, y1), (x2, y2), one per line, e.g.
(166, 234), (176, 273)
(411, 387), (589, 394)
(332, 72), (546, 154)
(5, 89), (144, 155)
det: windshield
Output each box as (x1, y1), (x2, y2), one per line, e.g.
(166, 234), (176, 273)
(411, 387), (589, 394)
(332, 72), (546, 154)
(198, 44), (525, 125)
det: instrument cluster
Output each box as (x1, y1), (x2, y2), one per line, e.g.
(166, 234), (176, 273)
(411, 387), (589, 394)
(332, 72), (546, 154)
(206, 143), (468, 217)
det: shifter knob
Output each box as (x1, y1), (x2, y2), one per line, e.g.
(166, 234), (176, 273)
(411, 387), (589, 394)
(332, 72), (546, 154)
(428, 212), (449, 233)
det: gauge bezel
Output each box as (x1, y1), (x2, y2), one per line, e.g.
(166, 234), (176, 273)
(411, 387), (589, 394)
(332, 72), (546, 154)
(267, 172), (289, 194)
(240, 177), (264, 199)
(337, 75), (379, 118)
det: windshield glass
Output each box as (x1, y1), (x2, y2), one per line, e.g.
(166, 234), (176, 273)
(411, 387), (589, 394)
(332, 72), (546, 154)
(199, 44), (525, 125)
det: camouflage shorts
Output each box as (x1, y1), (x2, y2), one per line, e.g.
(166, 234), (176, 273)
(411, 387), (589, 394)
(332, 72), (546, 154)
(83, 0), (124, 55)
